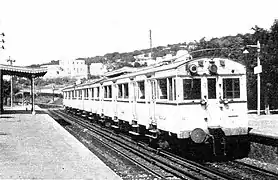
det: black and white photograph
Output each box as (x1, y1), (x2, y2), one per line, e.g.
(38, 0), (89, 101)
(0, 0), (278, 179)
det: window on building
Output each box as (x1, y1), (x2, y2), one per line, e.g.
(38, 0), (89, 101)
(183, 79), (201, 100)
(157, 79), (167, 99)
(223, 78), (240, 99)
(137, 81), (145, 99)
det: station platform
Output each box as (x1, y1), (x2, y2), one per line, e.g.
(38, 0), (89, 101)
(0, 105), (122, 179)
(248, 114), (278, 139)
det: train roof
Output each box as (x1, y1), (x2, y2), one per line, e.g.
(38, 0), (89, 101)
(62, 57), (246, 91)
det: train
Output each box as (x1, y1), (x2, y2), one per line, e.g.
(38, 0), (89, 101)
(62, 55), (250, 159)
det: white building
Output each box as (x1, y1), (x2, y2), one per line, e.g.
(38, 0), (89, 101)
(59, 59), (88, 79)
(41, 64), (65, 79)
(89, 63), (107, 76)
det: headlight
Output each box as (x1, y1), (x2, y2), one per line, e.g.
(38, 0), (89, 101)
(190, 128), (207, 143)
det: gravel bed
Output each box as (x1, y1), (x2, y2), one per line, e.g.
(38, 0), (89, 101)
(239, 142), (278, 174)
(63, 123), (157, 180)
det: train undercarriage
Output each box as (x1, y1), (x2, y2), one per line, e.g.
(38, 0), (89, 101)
(65, 106), (250, 160)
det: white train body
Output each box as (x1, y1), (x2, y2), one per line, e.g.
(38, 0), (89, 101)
(63, 57), (249, 157)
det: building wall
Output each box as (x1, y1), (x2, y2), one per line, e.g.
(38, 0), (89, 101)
(59, 59), (88, 79)
(89, 63), (107, 76)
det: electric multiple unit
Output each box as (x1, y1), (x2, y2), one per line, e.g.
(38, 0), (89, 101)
(63, 56), (249, 158)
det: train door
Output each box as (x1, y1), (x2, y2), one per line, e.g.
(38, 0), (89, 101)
(131, 81), (137, 120)
(149, 80), (157, 126)
(206, 77), (221, 127)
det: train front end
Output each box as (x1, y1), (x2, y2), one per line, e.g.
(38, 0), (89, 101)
(179, 58), (249, 158)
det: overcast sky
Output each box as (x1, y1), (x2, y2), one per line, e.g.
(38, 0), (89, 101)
(0, 0), (277, 66)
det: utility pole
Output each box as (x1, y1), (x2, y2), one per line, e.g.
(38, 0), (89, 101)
(149, 29), (152, 60)
(7, 56), (16, 107)
(245, 41), (261, 115)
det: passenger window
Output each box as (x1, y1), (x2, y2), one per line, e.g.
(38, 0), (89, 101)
(158, 79), (167, 99)
(173, 79), (176, 100)
(168, 78), (176, 101)
(183, 79), (201, 100)
(118, 84), (123, 98)
(137, 81), (145, 99)
(223, 78), (240, 99)
(123, 83), (129, 99)
(91, 88), (94, 99)
(79, 90), (82, 99)
(104, 85), (112, 98)
(96, 87), (100, 98)
(108, 85), (112, 98)
(84, 89), (89, 99)
(104, 86), (108, 98)
(208, 78), (216, 99)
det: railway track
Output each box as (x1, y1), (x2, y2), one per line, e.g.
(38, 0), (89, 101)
(47, 108), (278, 180)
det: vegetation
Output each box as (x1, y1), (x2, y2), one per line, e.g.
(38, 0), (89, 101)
(8, 19), (278, 110)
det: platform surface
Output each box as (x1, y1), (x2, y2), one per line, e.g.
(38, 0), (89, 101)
(248, 113), (278, 138)
(0, 106), (122, 179)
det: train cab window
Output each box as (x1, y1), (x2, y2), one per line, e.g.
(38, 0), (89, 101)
(168, 78), (176, 101)
(223, 78), (240, 99)
(183, 79), (201, 100)
(208, 78), (216, 99)
(137, 81), (145, 99)
(158, 79), (167, 99)
(123, 83), (129, 99)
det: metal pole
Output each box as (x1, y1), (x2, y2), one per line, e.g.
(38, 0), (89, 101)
(7, 56), (15, 107)
(31, 76), (35, 115)
(10, 76), (13, 107)
(257, 41), (261, 115)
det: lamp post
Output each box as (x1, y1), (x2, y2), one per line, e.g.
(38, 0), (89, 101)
(244, 41), (261, 115)
(7, 56), (16, 107)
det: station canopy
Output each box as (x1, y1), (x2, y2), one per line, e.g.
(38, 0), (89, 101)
(0, 64), (47, 78)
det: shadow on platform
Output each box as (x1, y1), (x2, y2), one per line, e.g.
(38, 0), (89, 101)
(2, 109), (46, 115)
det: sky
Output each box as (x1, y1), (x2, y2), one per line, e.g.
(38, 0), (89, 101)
(0, 0), (277, 66)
